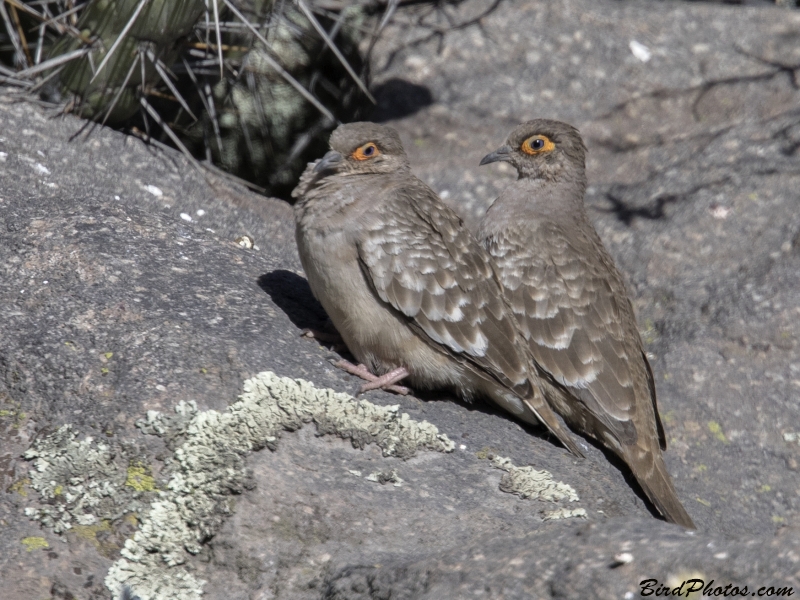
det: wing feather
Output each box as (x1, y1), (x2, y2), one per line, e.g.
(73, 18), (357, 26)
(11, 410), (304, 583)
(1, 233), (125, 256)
(487, 219), (649, 444)
(357, 181), (530, 390)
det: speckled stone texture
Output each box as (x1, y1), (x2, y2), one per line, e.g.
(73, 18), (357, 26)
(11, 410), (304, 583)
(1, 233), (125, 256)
(323, 518), (800, 599)
(1, 0), (800, 598)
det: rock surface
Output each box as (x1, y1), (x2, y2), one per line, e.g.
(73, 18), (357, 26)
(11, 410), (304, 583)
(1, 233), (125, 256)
(1, 0), (799, 598)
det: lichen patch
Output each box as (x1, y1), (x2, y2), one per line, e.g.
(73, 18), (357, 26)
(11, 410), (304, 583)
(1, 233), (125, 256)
(21, 536), (49, 551)
(125, 464), (158, 492)
(491, 456), (580, 504)
(23, 425), (152, 534)
(101, 371), (453, 600)
(366, 469), (404, 487)
(542, 507), (588, 521)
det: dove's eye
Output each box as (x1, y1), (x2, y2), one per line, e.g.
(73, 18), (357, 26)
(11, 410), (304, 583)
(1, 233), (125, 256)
(352, 142), (381, 160)
(521, 135), (554, 155)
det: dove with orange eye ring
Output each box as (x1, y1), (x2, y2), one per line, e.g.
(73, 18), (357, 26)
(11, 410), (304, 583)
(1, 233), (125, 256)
(479, 119), (695, 528)
(292, 121), (584, 457)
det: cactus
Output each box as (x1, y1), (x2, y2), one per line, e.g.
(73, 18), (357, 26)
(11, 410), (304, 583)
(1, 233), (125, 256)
(178, 1), (369, 193)
(0, 0), (375, 196)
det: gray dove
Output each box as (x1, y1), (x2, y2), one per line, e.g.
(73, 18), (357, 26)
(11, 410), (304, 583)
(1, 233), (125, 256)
(479, 119), (695, 528)
(292, 121), (582, 457)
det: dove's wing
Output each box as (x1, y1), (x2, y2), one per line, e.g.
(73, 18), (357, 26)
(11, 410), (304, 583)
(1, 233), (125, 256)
(486, 219), (661, 447)
(356, 180), (532, 395)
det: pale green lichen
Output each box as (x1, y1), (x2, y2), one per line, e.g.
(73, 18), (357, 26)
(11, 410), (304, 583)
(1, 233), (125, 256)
(542, 507), (588, 521)
(23, 425), (151, 533)
(72, 520), (118, 554)
(104, 371), (453, 600)
(125, 464), (158, 493)
(707, 421), (728, 443)
(366, 470), (404, 487)
(8, 477), (29, 497)
(21, 536), (49, 551)
(0, 404), (26, 428)
(475, 446), (500, 460)
(491, 456), (580, 504)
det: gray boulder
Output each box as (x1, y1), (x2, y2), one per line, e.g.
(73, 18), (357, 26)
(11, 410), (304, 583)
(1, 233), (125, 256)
(1, 0), (799, 598)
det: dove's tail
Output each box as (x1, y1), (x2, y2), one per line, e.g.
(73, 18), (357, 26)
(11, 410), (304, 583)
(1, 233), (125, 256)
(518, 386), (585, 458)
(627, 446), (696, 529)
(522, 394), (585, 458)
(482, 381), (585, 458)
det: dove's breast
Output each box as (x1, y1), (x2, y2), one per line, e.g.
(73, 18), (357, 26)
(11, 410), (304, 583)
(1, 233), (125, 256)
(295, 220), (464, 388)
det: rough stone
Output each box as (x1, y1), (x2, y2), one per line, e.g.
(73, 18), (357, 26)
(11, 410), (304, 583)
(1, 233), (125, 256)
(2, 0), (800, 597)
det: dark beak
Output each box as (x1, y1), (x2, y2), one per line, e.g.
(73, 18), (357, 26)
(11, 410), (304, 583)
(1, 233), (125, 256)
(313, 150), (343, 173)
(479, 145), (512, 166)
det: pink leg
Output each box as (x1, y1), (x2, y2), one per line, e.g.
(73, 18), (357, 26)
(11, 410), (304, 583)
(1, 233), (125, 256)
(359, 366), (411, 393)
(332, 360), (411, 396)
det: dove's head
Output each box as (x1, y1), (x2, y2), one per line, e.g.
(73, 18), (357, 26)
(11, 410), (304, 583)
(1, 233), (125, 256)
(480, 119), (586, 183)
(314, 122), (409, 176)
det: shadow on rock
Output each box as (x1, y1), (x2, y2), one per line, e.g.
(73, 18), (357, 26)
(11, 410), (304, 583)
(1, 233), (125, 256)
(257, 270), (329, 333)
(370, 78), (434, 122)
(602, 190), (682, 225)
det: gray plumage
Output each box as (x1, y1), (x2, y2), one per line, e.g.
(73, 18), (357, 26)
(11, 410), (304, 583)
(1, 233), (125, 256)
(292, 121), (582, 456)
(479, 119), (695, 528)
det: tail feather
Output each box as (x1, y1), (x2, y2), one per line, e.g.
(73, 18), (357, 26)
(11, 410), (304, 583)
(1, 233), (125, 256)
(482, 379), (584, 457)
(629, 448), (695, 529)
(522, 392), (585, 458)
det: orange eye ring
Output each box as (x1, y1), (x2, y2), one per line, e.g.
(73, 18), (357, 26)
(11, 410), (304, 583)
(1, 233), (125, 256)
(352, 142), (381, 160)
(521, 135), (555, 155)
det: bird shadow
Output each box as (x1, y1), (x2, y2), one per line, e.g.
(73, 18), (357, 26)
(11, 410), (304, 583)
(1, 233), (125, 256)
(257, 270), (329, 334)
(368, 78), (434, 123)
(577, 434), (670, 524)
(600, 191), (681, 226)
(429, 389), (580, 452)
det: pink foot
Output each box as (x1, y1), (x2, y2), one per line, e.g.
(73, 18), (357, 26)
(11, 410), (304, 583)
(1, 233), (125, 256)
(332, 360), (411, 396)
(359, 366), (411, 393)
